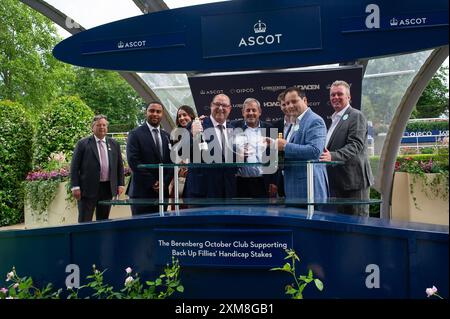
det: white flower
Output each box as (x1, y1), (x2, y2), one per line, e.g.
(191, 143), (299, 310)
(50, 152), (66, 163)
(6, 271), (14, 282)
(124, 276), (134, 286)
(0, 287), (8, 294)
(125, 267), (132, 274)
(426, 286), (438, 297)
(13, 283), (19, 289)
(342, 114), (349, 121)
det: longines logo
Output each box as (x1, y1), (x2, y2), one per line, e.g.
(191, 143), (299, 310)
(261, 86), (286, 92)
(117, 40), (147, 49)
(238, 20), (283, 47)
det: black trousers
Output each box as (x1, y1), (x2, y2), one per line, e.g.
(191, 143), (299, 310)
(331, 187), (370, 217)
(277, 171), (285, 197)
(236, 176), (267, 198)
(77, 181), (112, 223)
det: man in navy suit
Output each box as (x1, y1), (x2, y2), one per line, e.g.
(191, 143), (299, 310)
(70, 115), (125, 222)
(184, 94), (237, 199)
(231, 98), (277, 198)
(127, 102), (173, 215)
(274, 87), (329, 201)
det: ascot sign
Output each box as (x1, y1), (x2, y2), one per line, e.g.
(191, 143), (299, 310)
(238, 20), (283, 47)
(117, 40), (147, 49)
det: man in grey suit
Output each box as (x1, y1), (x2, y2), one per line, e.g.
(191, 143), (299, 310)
(70, 115), (125, 222)
(320, 80), (374, 216)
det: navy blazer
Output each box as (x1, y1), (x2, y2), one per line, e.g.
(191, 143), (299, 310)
(184, 116), (237, 198)
(70, 135), (125, 199)
(126, 124), (173, 198)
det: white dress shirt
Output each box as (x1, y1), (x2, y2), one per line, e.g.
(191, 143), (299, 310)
(325, 104), (350, 147)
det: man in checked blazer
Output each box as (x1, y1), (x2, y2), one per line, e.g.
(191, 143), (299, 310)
(273, 87), (329, 201)
(320, 80), (374, 216)
(70, 115), (125, 222)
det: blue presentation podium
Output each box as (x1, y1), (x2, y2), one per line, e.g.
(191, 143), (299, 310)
(1, 0), (448, 300)
(0, 207), (447, 299)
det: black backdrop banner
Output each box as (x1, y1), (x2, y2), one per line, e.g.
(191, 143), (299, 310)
(188, 66), (363, 128)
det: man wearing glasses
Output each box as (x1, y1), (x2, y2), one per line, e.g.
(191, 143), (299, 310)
(184, 94), (237, 199)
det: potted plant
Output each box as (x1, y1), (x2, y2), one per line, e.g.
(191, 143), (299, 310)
(391, 145), (448, 225)
(24, 152), (76, 227)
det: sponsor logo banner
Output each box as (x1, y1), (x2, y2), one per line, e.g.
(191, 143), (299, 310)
(81, 32), (186, 55)
(155, 228), (293, 267)
(188, 67), (363, 127)
(342, 5), (448, 33)
(201, 6), (322, 58)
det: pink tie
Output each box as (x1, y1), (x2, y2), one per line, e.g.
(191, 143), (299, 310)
(98, 140), (109, 181)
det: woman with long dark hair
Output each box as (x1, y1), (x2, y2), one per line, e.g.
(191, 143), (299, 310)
(169, 105), (196, 210)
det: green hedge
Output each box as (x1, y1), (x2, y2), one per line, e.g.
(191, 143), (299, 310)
(33, 96), (94, 167)
(0, 100), (34, 226)
(405, 120), (448, 132)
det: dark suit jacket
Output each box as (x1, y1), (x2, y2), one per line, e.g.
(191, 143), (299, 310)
(230, 119), (277, 189)
(126, 123), (173, 198)
(270, 118), (287, 197)
(326, 106), (374, 191)
(70, 135), (125, 199)
(272, 118), (286, 137)
(184, 116), (237, 198)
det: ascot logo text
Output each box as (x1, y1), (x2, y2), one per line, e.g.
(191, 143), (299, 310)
(389, 17), (427, 27)
(117, 40), (147, 49)
(239, 20), (283, 48)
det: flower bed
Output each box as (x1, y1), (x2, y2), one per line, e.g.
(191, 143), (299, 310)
(24, 152), (131, 228)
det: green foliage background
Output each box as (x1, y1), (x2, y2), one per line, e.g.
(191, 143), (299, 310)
(413, 66), (449, 119)
(33, 96), (94, 167)
(66, 68), (145, 130)
(0, 100), (34, 226)
(405, 120), (449, 132)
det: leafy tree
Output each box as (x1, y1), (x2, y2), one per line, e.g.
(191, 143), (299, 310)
(0, 100), (34, 226)
(361, 51), (442, 133)
(67, 68), (145, 131)
(0, 0), (73, 112)
(412, 65), (449, 118)
(33, 96), (94, 167)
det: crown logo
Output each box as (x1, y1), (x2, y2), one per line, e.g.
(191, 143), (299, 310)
(117, 41), (124, 49)
(254, 20), (267, 33)
(390, 18), (398, 26)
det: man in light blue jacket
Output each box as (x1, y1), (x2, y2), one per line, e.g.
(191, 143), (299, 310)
(275, 87), (329, 200)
